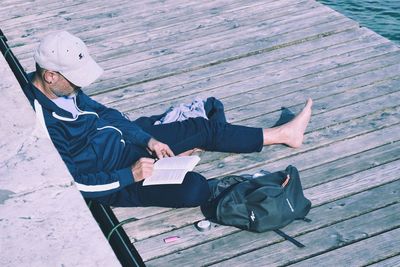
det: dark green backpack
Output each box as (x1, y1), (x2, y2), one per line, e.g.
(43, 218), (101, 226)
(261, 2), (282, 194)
(201, 165), (311, 247)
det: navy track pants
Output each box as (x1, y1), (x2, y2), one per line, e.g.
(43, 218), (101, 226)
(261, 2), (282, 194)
(96, 117), (263, 208)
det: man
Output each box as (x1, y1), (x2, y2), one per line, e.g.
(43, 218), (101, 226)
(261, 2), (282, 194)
(24, 31), (312, 208)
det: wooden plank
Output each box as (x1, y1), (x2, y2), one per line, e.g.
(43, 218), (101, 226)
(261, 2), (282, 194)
(126, 55), (398, 118)
(106, 31), (390, 108)
(0, 0), (88, 18)
(2, 0), (220, 58)
(90, 26), (382, 101)
(0, 0), (30, 8)
(1, 0), (130, 29)
(95, 37), (398, 114)
(112, 206), (171, 222)
(12, 0), (313, 56)
(82, 0), (300, 47)
(91, 27), (381, 105)
(122, 207), (203, 242)
(1, 0), (200, 32)
(85, 0), (309, 54)
(146, 193), (400, 266)
(16, 9), (346, 95)
(112, 45), (400, 117)
(226, 74), (400, 127)
(295, 142), (400, 189)
(305, 160), (400, 206)
(83, 0), (276, 42)
(225, 77), (400, 130)
(10, 0), (272, 57)
(291, 227), (400, 267)
(16, 1), (337, 75)
(88, 20), (360, 98)
(134, 150), (400, 260)
(82, 17), (357, 95)
(92, 1), (325, 71)
(368, 255), (400, 267)
(223, 64), (400, 116)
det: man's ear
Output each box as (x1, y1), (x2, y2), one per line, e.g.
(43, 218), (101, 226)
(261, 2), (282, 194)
(43, 70), (58, 84)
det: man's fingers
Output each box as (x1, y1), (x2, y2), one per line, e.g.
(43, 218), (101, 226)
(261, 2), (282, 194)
(155, 150), (164, 159)
(156, 147), (174, 159)
(132, 158), (155, 182)
(138, 157), (156, 164)
(165, 147), (175, 157)
(147, 138), (176, 159)
(143, 168), (153, 178)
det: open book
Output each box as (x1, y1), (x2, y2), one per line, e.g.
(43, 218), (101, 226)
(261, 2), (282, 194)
(142, 155), (201, 186)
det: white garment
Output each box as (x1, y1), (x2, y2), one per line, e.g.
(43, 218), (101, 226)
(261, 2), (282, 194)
(51, 94), (80, 117)
(154, 98), (208, 125)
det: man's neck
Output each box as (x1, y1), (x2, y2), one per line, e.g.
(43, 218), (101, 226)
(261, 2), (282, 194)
(32, 72), (58, 99)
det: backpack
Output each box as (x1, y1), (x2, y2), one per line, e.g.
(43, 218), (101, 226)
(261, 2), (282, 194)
(201, 165), (311, 247)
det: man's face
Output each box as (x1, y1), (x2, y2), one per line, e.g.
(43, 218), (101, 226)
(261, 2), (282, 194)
(48, 71), (79, 97)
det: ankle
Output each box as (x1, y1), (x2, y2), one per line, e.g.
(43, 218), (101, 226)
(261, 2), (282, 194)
(263, 126), (286, 146)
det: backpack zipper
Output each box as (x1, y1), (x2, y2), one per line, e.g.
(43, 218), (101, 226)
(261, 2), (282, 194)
(282, 174), (291, 187)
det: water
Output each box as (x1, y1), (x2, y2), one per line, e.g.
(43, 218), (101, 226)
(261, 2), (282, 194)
(318, 0), (400, 45)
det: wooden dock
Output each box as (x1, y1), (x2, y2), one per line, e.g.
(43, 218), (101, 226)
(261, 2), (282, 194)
(2, 0), (399, 266)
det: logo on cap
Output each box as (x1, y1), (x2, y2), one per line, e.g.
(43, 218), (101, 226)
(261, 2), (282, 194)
(79, 53), (84, 60)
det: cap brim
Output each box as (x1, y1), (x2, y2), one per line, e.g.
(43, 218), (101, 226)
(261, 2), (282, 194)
(60, 56), (103, 87)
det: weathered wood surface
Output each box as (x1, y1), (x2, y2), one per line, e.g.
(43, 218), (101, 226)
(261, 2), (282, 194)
(3, 0), (399, 266)
(214, 204), (400, 267)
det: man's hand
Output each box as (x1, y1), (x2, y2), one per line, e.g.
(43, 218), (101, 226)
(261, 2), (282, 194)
(147, 138), (175, 159)
(131, 158), (155, 182)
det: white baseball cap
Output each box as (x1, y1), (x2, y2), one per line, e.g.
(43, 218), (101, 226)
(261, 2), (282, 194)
(34, 31), (103, 87)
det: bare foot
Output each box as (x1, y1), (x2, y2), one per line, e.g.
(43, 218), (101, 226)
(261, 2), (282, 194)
(263, 98), (313, 148)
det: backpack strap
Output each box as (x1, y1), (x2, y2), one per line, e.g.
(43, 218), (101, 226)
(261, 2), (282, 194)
(273, 229), (305, 248)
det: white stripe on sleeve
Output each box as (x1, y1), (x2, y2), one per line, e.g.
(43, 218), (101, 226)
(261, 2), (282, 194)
(75, 181), (120, 192)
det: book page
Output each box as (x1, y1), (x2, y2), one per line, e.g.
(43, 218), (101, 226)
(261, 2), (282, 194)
(152, 156), (200, 170)
(142, 156), (200, 186)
